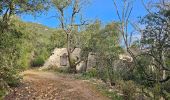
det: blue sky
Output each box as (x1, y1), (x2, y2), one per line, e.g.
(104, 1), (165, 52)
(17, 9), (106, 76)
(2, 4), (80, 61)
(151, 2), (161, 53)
(21, 0), (148, 28)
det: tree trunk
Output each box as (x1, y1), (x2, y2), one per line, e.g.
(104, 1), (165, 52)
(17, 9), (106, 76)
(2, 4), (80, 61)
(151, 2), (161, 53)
(162, 50), (166, 80)
(66, 33), (76, 73)
(84, 60), (88, 72)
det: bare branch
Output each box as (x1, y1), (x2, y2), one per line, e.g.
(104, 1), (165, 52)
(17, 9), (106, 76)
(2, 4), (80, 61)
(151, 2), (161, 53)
(112, 0), (121, 21)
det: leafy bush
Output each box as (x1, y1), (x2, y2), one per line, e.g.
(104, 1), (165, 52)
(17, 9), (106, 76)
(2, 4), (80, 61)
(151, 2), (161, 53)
(16, 45), (33, 70)
(31, 57), (45, 67)
(0, 89), (6, 99)
(81, 68), (98, 79)
(118, 80), (137, 100)
(54, 67), (70, 73)
(0, 17), (66, 98)
(162, 81), (170, 93)
(151, 83), (162, 99)
(0, 65), (21, 87)
(0, 79), (8, 99)
(0, 66), (21, 99)
(96, 66), (109, 83)
(95, 82), (123, 100)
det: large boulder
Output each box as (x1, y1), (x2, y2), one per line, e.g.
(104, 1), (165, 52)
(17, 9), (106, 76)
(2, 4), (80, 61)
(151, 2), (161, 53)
(87, 52), (96, 71)
(40, 48), (81, 70)
(76, 61), (87, 73)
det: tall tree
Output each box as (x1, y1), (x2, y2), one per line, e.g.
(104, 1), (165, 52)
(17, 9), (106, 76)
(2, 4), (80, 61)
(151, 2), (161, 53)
(80, 20), (123, 85)
(113, 0), (170, 83)
(52, 0), (88, 73)
(139, 2), (170, 82)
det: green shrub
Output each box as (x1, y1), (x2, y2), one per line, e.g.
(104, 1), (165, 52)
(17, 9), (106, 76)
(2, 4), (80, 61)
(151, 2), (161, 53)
(95, 83), (123, 100)
(31, 57), (45, 67)
(0, 67), (21, 87)
(162, 81), (170, 93)
(81, 68), (98, 79)
(119, 80), (137, 100)
(0, 79), (8, 99)
(0, 89), (6, 99)
(54, 67), (69, 73)
(163, 91), (170, 100)
(97, 68), (109, 83)
(152, 83), (161, 100)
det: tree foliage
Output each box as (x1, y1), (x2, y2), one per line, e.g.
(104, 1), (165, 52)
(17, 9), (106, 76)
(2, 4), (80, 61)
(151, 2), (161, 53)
(80, 20), (123, 85)
(0, 17), (65, 97)
(137, 2), (170, 84)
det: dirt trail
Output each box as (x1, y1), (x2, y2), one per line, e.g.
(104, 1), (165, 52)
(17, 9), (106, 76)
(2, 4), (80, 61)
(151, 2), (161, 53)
(5, 70), (109, 100)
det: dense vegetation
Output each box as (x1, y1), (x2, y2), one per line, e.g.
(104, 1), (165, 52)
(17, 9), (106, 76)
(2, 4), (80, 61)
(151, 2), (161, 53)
(0, 17), (67, 97)
(0, 0), (170, 99)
